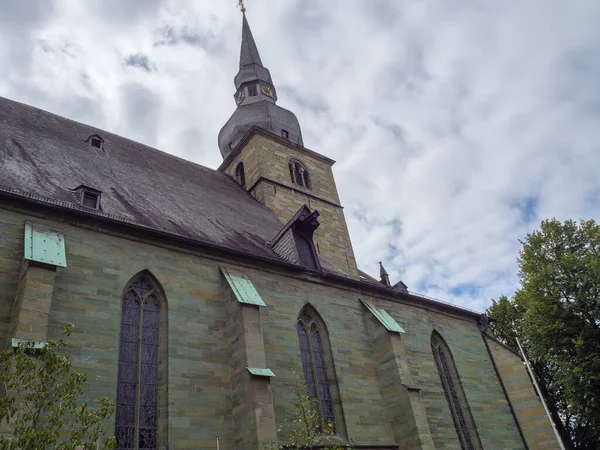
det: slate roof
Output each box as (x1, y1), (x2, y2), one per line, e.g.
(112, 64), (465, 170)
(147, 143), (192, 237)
(0, 96), (488, 318)
(218, 100), (304, 158)
(0, 96), (289, 260)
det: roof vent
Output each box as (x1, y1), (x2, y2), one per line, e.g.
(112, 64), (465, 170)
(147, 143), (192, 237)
(86, 134), (104, 150)
(73, 185), (102, 210)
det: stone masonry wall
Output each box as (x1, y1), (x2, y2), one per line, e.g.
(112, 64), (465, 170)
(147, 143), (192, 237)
(0, 206), (559, 449)
(486, 338), (561, 450)
(222, 134), (359, 278)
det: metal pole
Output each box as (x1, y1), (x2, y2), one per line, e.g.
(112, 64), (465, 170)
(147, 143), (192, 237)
(216, 436), (220, 450)
(516, 337), (566, 450)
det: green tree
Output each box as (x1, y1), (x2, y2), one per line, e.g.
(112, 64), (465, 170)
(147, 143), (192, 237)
(486, 295), (520, 351)
(487, 219), (600, 450)
(0, 324), (116, 450)
(273, 369), (353, 449)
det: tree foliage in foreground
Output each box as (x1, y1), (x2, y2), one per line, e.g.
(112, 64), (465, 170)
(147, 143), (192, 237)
(487, 219), (600, 450)
(0, 324), (116, 450)
(271, 369), (353, 450)
(486, 295), (520, 351)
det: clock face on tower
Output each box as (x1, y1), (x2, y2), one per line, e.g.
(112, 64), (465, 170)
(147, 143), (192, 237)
(235, 89), (245, 105)
(261, 85), (273, 97)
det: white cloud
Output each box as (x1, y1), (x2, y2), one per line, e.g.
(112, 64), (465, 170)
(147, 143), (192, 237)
(1, 0), (599, 312)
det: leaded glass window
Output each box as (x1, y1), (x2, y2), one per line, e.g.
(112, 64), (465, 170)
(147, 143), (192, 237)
(116, 278), (160, 450)
(431, 332), (482, 450)
(297, 307), (336, 429)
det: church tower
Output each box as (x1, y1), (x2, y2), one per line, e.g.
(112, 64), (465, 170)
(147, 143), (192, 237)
(218, 11), (359, 278)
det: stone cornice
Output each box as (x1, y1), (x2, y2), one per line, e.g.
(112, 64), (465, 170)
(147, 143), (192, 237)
(218, 126), (336, 173)
(0, 187), (483, 323)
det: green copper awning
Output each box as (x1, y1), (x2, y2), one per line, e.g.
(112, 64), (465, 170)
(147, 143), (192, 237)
(24, 222), (67, 267)
(11, 338), (47, 350)
(360, 298), (405, 334)
(247, 367), (276, 377)
(220, 267), (266, 307)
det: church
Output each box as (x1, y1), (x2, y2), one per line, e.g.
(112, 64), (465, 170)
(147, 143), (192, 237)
(0, 9), (561, 450)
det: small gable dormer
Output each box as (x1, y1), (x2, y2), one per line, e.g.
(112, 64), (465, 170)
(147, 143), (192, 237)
(86, 134), (104, 151)
(378, 262), (409, 293)
(73, 185), (102, 210)
(270, 205), (321, 271)
(393, 280), (408, 293)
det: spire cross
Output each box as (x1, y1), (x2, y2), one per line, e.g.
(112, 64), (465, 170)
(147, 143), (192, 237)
(237, 0), (246, 13)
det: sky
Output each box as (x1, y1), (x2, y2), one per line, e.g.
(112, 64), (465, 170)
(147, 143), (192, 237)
(1, 0), (599, 312)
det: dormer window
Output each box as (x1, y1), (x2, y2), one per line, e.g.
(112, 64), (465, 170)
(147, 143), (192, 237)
(82, 192), (100, 208)
(248, 84), (258, 97)
(281, 129), (289, 139)
(289, 160), (310, 189)
(270, 205), (322, 271)
(74, 185), (102, 210)
(86, 134), (104, 150)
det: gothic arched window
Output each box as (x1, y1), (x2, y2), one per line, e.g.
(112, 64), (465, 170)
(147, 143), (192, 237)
(289, 160), (311, 189)
(297, 306), (343, 432)
(116, 273), (166, 450)
(431, 332), (482, 450)
(235, 162), (246, 187)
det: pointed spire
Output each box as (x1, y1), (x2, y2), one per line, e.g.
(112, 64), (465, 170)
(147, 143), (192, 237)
(240, 12), (263, 68)
(234, 12), (274, 92)
(218, 7), (304, 158)
(379, 262), (391, 288)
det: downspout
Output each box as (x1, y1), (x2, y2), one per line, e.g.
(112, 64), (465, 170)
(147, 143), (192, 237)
(481, 333), (529, 449)
(515, 338), (566, 450)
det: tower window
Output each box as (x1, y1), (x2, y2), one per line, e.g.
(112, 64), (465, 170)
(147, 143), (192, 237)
(248, 84), (258, 96)
(235, 162), (246, 188)
(289, 160), (310, 189)
(281, 129), (289, 139)
(302, 170), (310, 189)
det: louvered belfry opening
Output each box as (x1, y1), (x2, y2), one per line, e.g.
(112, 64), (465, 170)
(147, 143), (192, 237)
(297, 306), (336, 430)
(116, 275), (161, 450)
(431, 332), (482, 450)
(289, 159), (311, 189)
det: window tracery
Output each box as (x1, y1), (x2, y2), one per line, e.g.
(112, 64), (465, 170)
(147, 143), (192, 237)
(116, 275), (162, 450)
(431, 332), (481, 450)
(297, 306), (336, 429)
